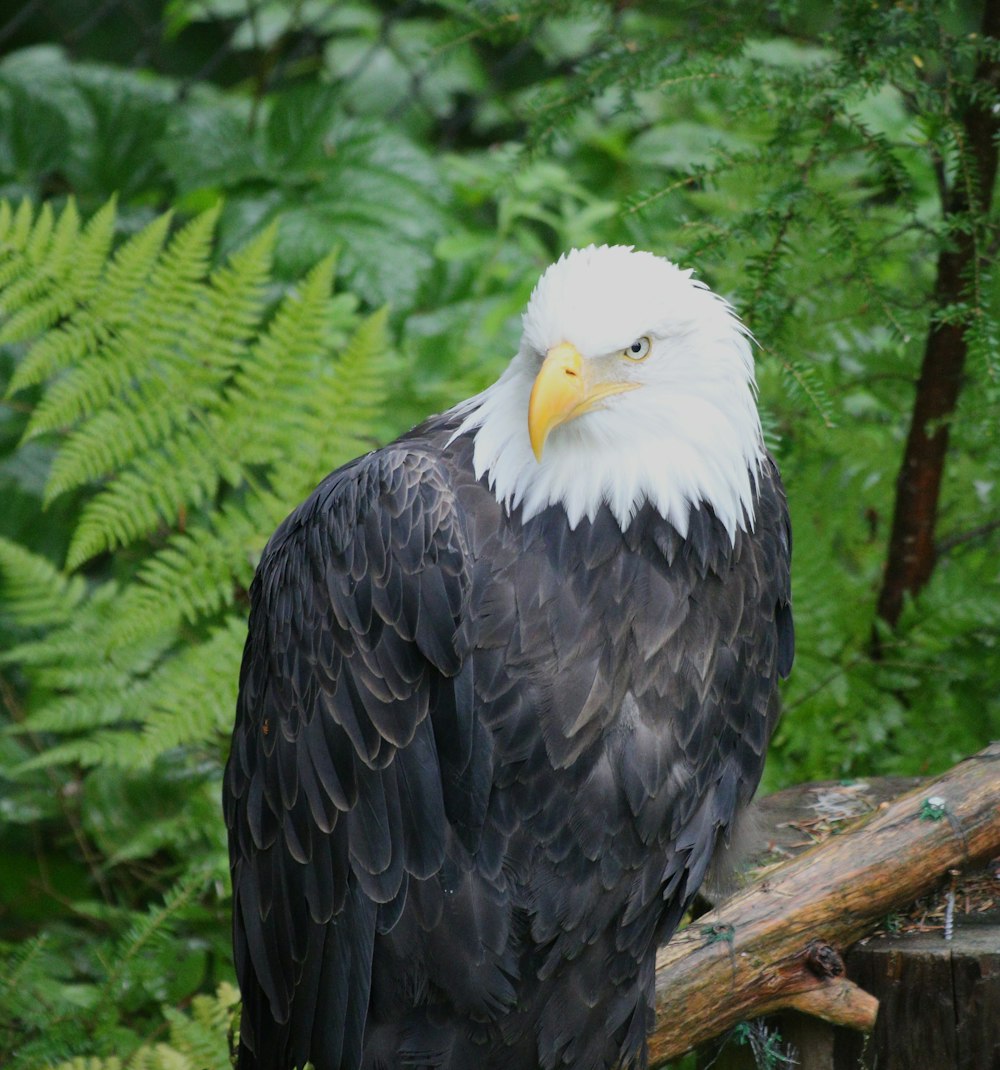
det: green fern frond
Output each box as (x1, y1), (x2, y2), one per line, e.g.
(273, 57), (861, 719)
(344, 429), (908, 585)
(63, 423), (225, 567)
(13, 733), (127, 772)
(0, 199), (116, 353)
(1, 202), (368, 587)
(59, 259), (313, 559)
(140, 1049), (194, 1070)
(7, 208), (168, 398)
(42, 983), (239, 1070)
(0, 933), (51, 997)
(0, 198), (14, 245)
(11, 540), (250, 772)
(287, 304), (394, 477)
(72, 200), (125, 296)
(98, 873), (206, 1007)
(23, 209), (216, 444)
(0, 537), (87, 629)
(0, 932), (101, 1068)
(13, 676), (132, 737)
(138, 619), (243, 741)
(0, 199), (42, 276)
(46, 398), (183, 502)
(115, 492), (283, 645)
(184, 221), (278, 376)
(1, 574), (169, 664)
(0, 197), (400, 788)
(24, 200), (56, 263)
(0, 204), (70, 339)
(0, 198), (402, 790)
(19, 217), (281, 565)
(113, 618), (244, 770)
(775, 350), (836, 428)
(158, 983), (240, 1070)
(224, 250), (338, 430)
(103, 307), (393, 652)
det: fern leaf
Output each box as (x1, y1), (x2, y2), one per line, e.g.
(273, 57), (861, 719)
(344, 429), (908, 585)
(160, 982), (240, 1070)
(25, 201), (55, 263)
(19, 211), (279, 566)
(41, 984), (239, 1070)
(185, 220), (277, 377)
(0, 933), (50, 997)
(112, 618), (244, 770)
(0, 537), (87, 629)
(0, 200), (114, 351)
(13, 679), (132, 735)
(227, 249), (337, 414)
(108, 491), (282, 653)
(6, 199), (35, 251)
(63, 422), (223, 567)
(99, 873), (205, 1009)
(43, 1059), (124, 1070)
(145, 1048), (195, 1070)
(6, 203), (164, 396)
(273, 304), (394, 490)
(776, 350), (837, 428)
(70, 197), (119, 302)
(20, 616), (245, 774)
(25, 209), (216, 442)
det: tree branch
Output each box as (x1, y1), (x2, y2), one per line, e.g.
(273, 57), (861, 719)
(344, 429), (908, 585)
(936, 516), (1000, 556)
(646, 744), (1000, 1066)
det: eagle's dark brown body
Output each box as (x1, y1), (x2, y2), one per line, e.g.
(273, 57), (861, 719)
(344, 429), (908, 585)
(225, 415), (793, 1070)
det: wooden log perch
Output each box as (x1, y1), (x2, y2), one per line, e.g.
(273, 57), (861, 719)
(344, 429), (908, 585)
(647, 743), (1000, 1066)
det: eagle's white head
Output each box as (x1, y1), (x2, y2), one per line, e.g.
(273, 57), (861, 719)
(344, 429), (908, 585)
(453, 244), (765, 540)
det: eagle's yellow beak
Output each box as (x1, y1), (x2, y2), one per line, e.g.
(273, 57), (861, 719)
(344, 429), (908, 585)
(528, 342), (639, 461)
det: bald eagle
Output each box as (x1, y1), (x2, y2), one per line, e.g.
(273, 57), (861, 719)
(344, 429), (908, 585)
(225, 245), (793, 1070)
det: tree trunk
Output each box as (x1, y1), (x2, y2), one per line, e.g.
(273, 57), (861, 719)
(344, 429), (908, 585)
(874, 0), (1000, 631)
(646, 744), (1000, 1066)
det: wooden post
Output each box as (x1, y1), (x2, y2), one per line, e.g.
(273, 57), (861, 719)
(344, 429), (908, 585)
(836, 927), (1000, 1069)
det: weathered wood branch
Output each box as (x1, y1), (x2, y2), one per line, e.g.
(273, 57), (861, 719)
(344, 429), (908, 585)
(647, 744), (1000, 1066)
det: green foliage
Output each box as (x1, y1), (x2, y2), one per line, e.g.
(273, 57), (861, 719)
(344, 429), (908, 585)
(0, 877), (235, 1067)
(0, 197), (398, 1066)
(1, 1), (998, 1065)
(0, 47), (174, 204)
(0, 46), (450, 306)
(164, 85), (451, 303)
(24, 982), (239, 1070)
(1, 198), (396, 774)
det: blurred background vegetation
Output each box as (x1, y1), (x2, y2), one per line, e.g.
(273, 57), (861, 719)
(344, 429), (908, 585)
(0, 1), (997, 1066)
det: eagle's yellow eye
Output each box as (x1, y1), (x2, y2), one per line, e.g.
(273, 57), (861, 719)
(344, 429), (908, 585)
(623, 336), (651, 361)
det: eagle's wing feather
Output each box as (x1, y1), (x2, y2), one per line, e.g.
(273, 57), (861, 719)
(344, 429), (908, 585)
(224, 445), (480, 1070)
(226, 430), (792, 1070)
